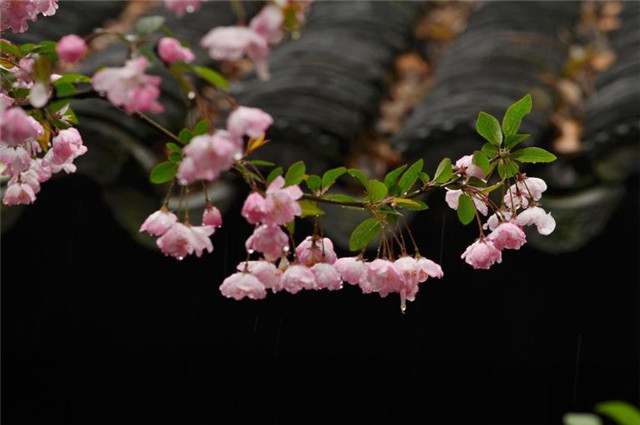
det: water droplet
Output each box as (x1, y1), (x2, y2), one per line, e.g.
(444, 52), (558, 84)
(186, 5), (195, 13)
(248, 249), (255, 254)
(125, 34), (137, 42)
(233, 152), (243, 160)
(177, 256), (184, 261)
(283, 246), (290, 252)
(187, 91), (196, 100)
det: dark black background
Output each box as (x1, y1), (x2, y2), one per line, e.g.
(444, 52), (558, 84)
(2, 173), (638, 424)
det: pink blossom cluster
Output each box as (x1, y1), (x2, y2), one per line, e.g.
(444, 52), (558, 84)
(139, 205), (222, 260)
(164, 0), (201, 17)
(0, 105), (87, 206)
(0, 0), (58, 33)
(200, 1), (313, 80)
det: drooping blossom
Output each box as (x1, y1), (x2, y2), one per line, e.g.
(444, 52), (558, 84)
(455, 155), (484, 180)
(220, 272), (267, 300)
(164, 0), (200, 17)
(176, 131), (239, 185)
(488, 222), (526, 250)
(445, 189), (488, 216)
(295, 236), (337, 267)
(310, 263), (342, 291)
(139, 208), (178, 236)
(92, 57), (163, 114)
(245, 224), (289, 261)
(0, 0), (58, 33)
(417, 257), (444, 280)
(0, 107), (38, 147)
(249, 4), (285, 44)
(262, 176), (302, 225)
(227, 106), (273, 140)
(504, 177), (548, 208)
(461, 239), (502, 270)
(241, 192), (267, 224)
(156, 222), (214, 259)
(200, 26), (269, 62)
(333, 257), (368, 286)
(483, 211), (512, 231)
(237, 261), (282, 292)
(2, 181), (36, 205)
(202, 205), (222, 228)
(56, 34), (87, 63)
(366, 259), (405, 298)
(157, 37), (195, 64)
(516, 206), (556, 235)
(280, 264), (315, 294)
(42, 127), (87, 174)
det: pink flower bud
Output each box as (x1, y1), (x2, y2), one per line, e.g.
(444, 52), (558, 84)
(461, 239), (502, 270)
(227, 106), (274, 140)
(202, 205), (223, 228)
(56, 35), (87, 63)
(158, 37), (195, 64)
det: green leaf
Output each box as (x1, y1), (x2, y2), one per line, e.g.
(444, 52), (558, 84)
(51, 118), (71, 130)
(504, 133), (530, 150)
(55, 83), (75, 97)
(349, 218), (381, 251)
(562, 413), (602, 425)
(348, 168), (369, 189)
(178, 128), (192, 144)
(497, 160), (519, 179)
(481, 181), (503, 194)
(193, 65), (230, 90)
(476, 111), (503, 146)
(299, 200), (325, 217)
(418, 172), (430, 184)
(511, 147), (557, 163)
(398, 159), (424, 193)
(502, 93), (532, 136)
(457, 194), (476, 225)
(322, 193), (360, 204)
(0, 40), (21, 58)
(433, 158), (452, 183)
(472, 151), (490, 175)
(168, 152), (183, 163)
(136, 15), (165, 35)
(193, 118), (210, 136)
(467, 176), (487, 188)
(53, 73), (91, 86)
(20, 43), (37, 54)
(64, 107), (78, 125)
(246, 159), (274, 167)
(166, 143), (182, 154)
(383, 164), (407, 188)
(321, 166), (347, 190)
(150, 161), (177, 184)
(305, 175), (321, 192)
(390, 198), (429, 211)
(266, 166), (283, 184)
(48, 98), (70, 112)
(284, 161), (305, 186)
(595, 401), (640, 425)
(481, 143), (499, 157)
(367, 180), (388, 203)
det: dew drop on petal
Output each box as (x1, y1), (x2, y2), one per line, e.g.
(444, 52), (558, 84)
(233, 152), (243, 160)
(177, 256), (184, 261)
(248, 249), (255, 254)
(187, 91), (196, 100)
(186, 5), (195, 13)
(283, 246), (289, 252)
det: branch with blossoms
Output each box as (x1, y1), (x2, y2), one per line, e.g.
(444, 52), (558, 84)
(1, 1), (557, 311)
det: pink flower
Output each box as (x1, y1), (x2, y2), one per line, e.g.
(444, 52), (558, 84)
(504, 177), (548, 209)
(262, 176), (302, 226)
(157, 37), (195, 64)
(35, 0), (58, 15)
(92, 57), (164, 114)
(140, 208), (177, 236)
(295, 236), (337, 267)
(28, 82), (49, 108)
(156, 222), (214, 259)
(366, 259), (405, 297)
(445, 189), (488, 216)
(202, 205), (222, 228)
(245, 224), (289, 261)
(241, 192), (267, 224)
(236, 261), (282, 292)
(177, 131), (239, 185)
(334, 257), (368, 286)
(488, 222), (526, 250)
(417, 257), (444, 280)
(0, 93), (13, 108)
(42, 127), (87, 174)
(227, 106), (273, 140)
(280, 264), (315, 294)
(2, 181), (36, 205)
(250, 5), (284, 44)
(0, 0), (57, 33)
(483, 211), (512, 231)
(0, 146), (31, 176)
(310, 263), (342, 291)
(220, 272), (267, 300)
(164, 0), (200, 17)
(516, 206), (556, 235)
(200, 26), (269, 62)
(461, 239), (502, 270)
(56, 34), (87, 64)
(455, 155), (484, 180)
(0, 107), (38, 147)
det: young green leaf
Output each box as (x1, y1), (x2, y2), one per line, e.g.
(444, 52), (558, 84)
(178, 128), (192, 144)
(367, 180), (388, 203)
(457, 194), (476, 225)
(349, 218), (381, 251)
(472, 150), (490, 174)
(245, 159), (274, 167)
(511, 147), (557, 163)
(48, 98), (71, 113)
(54, 83), (75, 97)
(390, 198), (429, 211)
(298, 200), (325, 217)
(284, 161), (305, 186)
(504, 133), (530, 150)
(481, 143), (499, 157)
(383, 164), (407, 188)
(418, 172), (430, 184)
(595, 401), (640, 425)
(398, 159), (423, 193)
(168, 152), (182, 163)
(348, 168), (369, 189)
(193, 65), (230, 90)
(322, 193), (361, 204)
(150, 161), (177, 184)
(497, 160), (519, 179)
(502, 93), (532, 136)
(321, 166), (347, 190)
(52, 73), (91, 86)
(136, 16), (165, 35)
(193, 118), (210, 136)
(466, 176), (487, 188)
(0, 40), (21, 58)
(476, 111), (503, 146)
(305, 175), (321, 192)
(267, 166), (283, 184)
(433, 158), (452, 183)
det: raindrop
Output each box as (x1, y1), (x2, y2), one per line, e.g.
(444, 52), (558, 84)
(187, 91), (196, 100)
(283, 246), (290, 252)
(248, 249), (255, 254)
(125, 34), (137, 43)
(233, 152), (243, 160)
(186, 5), (195, 13)
(177, 256), (184, 261)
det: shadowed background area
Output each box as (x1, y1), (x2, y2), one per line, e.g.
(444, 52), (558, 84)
(2, 1), (638, 424)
